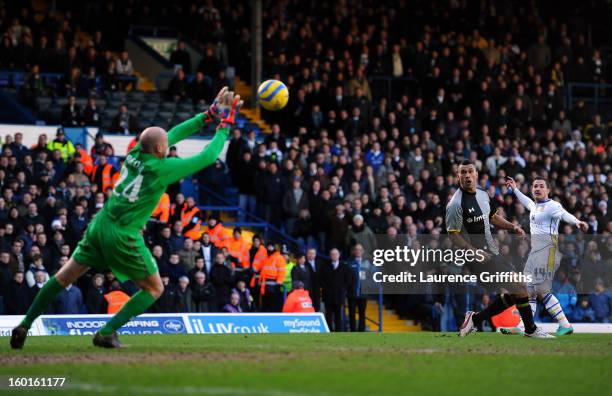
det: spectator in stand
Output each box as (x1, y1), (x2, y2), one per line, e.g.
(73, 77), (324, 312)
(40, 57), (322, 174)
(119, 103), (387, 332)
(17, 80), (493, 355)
(282, 176), (309, 236)
(320, 248), (352, 332)
(54, 282), (83, 314)
(115, 51), (134, 90)
(589, 279), (611, 323)
(24, 254), (48, 287)
(110, 105), (138, 135)
(166, 253), (187, 284)
(103, 281), (130, 314)
(82, 98), (101, 126)
(9, 132), (29, 161)
(46, 128), (75, 162)
(86, 274), (106, 314)
(170, 40), (192, 74)
(222, 291), (242, 313)
(177, 276), (193, 312)
(346, 243), (371, 332)
(153, 275), (180, 313)
(61, 95), (81, 127)
(166, 68), (189, 101)
(232, 280), (253, 312)
(188, 71), (213, 104)
(190, 270), (216, 312)
(5, 272), (29, 314)
(178, 238), (197, 272)
(210, 251), (234, 310)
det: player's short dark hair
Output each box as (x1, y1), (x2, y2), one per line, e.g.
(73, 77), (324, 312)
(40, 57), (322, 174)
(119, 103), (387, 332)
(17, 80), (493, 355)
(458, 159), (474, 167)
(533, 176), (549, 188)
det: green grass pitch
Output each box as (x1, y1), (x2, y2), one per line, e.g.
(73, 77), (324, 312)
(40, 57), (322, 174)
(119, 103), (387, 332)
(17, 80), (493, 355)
(1, 333), (610, 396)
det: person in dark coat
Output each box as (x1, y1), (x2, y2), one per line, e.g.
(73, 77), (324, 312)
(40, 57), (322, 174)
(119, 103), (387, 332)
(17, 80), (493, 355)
(210, 252), (234, 310)
(190, 270), (216, 312)
(176, 276), (193, 312)
(291, 252), (314, 297)
(234, 151), (257, 221)
(5, 272), (30, 314)
(153, 275), (180, 313)
(261, 162), (285, 229)
(169, 40), (192, 74)
(85, 274), (107, 314)
(319, 249), (353, 331)
(282, 177), (309, 236)
(304, 248), (322, 311)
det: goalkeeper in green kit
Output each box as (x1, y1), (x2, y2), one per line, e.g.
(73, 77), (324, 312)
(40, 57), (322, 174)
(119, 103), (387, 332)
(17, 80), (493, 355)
(11, 87), (242, 349)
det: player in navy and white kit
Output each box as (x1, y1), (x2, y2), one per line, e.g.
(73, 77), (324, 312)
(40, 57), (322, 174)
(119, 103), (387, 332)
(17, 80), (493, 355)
(506, 176), (588, 336)
(451, 160), (553, 338)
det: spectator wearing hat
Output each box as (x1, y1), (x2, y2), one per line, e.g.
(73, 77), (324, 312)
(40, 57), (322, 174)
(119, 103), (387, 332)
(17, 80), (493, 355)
(283, 280), (315, 313)
(47, 128), (75, 163)
(345, 214), (377, 261)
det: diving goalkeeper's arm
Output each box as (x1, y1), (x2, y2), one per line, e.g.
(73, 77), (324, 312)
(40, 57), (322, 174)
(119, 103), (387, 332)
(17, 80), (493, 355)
(163, 92), (243, 184)
(165, 86), (230, 146)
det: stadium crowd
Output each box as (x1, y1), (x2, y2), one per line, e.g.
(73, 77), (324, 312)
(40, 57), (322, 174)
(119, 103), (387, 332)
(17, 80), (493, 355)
(0, 0), (610, 331)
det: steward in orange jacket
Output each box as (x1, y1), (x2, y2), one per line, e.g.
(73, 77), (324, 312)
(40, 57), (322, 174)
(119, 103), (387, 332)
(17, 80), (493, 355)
(104, 282), (130, 314)
(91, 153), (118, 192)
(204, 216), (230, 248)
(282, 282), (315, 313)
(225, 227), (250, 268)
(76, 146), (94, 175)
(182, 197), (204, 240)
(249, 235), (267, 289)
(152, 193), (171, 224)
(258, 243), (286, 289)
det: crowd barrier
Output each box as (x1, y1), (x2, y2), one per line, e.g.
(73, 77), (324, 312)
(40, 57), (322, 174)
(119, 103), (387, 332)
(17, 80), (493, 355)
(0, 313), (329, 337)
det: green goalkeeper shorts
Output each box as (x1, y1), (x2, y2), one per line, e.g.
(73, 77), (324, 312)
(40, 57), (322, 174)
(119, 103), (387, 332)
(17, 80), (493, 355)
(72, 211), (158, 282)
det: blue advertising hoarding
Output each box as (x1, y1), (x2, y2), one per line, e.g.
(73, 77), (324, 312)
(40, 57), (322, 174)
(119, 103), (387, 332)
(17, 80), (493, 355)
(11, 313), (330, 336)
(39, 315), (187, 336)
(188, 313), (329, 334)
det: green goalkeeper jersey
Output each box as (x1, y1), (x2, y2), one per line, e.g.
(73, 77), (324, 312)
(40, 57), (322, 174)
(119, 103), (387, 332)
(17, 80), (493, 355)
(102, 114), (228, 230)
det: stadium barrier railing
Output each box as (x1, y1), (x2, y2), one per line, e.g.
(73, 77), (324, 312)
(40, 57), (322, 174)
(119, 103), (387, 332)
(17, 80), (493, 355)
(566, 82), (612, 112)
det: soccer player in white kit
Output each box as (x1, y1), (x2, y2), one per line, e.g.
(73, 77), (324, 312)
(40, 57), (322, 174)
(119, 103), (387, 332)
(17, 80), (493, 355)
(506, 176), (589, 336)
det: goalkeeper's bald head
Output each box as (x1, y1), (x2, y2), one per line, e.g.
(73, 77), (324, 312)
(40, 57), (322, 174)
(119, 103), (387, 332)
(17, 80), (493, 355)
(140, 126), (168, 158)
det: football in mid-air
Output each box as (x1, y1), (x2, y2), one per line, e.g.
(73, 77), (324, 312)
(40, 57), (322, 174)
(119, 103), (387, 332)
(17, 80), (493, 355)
(257, 79), (289, 111)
